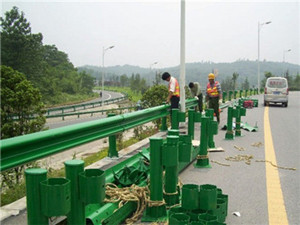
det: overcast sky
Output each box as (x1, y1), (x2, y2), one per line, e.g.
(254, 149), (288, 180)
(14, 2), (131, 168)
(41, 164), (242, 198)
(1, 0), (299, 68)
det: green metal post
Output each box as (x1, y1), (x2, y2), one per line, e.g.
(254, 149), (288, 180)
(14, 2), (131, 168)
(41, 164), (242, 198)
(188, 110), (194, 139)
(168, 129), (180, 136)
(228, 91), (232, 101)
(143, 137), (167, 221)
(163, 136), (180, 206)
(225, 107), (234, 140)
(239, 90), (243, 98)
(235, 106), (246, 137)
(250, 88), (253, 96)
(65, 160), (85, 225)
(108, 113), (118, 158)
(245, 89), (248, 97)
(206, 109), (215, 148)
(171, 109), (179, 129)
(25, 168), (48, 225)
(222, 92), (227, 103)
(234, 90), (237, 99)
(160, 116), (168, 131)
(195, 116), (210, 168)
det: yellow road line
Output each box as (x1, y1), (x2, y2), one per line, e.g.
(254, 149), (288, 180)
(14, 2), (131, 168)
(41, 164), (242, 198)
(264, 107), (289, 225)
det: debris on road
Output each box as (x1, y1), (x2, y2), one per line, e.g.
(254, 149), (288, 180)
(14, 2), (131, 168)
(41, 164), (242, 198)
(251, 142), (263, 147)
(225, 154), (253, 165)
(256, 159), (297, 171)
(234, 145), (245, 151)
(232, 212), (241, 217)
(211, 160), (230, 167)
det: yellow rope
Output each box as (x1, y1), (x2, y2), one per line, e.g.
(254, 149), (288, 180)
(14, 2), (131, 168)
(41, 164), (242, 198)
(234, 145), (245, 151)
(196, 154), (209, 159)
(211, 160), (230, 167)
(225, 154), (253, 165)
(255, 160), (296, 171)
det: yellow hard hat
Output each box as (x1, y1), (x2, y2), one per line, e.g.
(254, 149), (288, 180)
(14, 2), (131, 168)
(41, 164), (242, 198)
(208, 73), (215, 80)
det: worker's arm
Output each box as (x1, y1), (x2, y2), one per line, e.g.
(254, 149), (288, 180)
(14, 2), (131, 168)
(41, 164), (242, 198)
(167, 91), (173, 103)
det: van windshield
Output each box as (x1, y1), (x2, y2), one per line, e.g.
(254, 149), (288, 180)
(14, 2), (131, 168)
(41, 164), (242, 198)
(267, 79), (287, 88)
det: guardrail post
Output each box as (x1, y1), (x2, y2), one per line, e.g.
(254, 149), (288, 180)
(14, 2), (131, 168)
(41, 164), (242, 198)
(188, 109), (195, 139)
(225, 107), (234, 140)
(171, 109), (185, 130)
(195, 116), (217, 168)
(235, 105), (246, 137)
(25, 168), (48, 225)
(143, 137), (167, 221)
(228, 91), (232, 101)
(160, 117), (168, 131)
(234, 90), (237, 99)
(205, 109), (215, 148)
(222, 92), (227, 103)
(245, 89), (248, 97)
(108, 113), (118, 158)
(162, 135), (180, 206)
(65, 160), (85, 225)
(239, 90), (243, 98)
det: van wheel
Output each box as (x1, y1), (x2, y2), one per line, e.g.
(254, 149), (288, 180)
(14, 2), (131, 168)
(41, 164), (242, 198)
(285, 102), (288, 107)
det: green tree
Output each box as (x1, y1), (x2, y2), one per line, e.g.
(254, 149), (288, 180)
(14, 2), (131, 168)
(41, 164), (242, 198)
(241, 77), (250, 90)
(261, 71), (274, 88)
(221, 76), (234, 92)
(141, 85), (169, 129)
(0, 6), (44, 85)
(1, 66), (46, 139)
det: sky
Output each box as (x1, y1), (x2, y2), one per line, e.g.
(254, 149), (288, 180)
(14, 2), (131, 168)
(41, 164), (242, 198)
(1, 0), (299, 69)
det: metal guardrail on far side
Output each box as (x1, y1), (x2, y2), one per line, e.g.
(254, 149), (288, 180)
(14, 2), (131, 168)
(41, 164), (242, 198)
(46, 94), (128, 115)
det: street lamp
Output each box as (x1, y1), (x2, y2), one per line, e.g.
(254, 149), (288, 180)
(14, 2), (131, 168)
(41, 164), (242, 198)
(283, 49), (291, 63)
(102, 45), (114, 109)
(257, 21), (271, 89)
(283, 49), (291, 76)
(150, 62), (158, 84)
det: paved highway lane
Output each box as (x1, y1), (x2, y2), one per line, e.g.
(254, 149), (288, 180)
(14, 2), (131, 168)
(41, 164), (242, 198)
(180, 92), (299, 225)
(267, 91), (300, 225)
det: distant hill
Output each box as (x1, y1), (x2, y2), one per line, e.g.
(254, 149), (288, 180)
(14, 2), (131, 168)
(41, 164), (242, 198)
(78, 60), (300, 87)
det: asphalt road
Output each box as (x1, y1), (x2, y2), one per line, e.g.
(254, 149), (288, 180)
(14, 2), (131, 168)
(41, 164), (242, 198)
(180, 91), (300, 225)
(45, 90), (125, 129)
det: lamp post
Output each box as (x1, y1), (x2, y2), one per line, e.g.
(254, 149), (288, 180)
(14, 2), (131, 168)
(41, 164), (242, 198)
(257, 21), (271, 89)
(283, 49), (291, 76)
(102, 46), (114, 109)
(150, 62), (158, 85)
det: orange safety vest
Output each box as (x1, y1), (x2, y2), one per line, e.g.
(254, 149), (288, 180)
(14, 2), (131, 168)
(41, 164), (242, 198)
(207, 81), (219, 97)
(169, 77), (180, 97)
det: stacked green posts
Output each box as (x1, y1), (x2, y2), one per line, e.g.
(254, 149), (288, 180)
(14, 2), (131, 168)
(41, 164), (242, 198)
(108, 113), (118, 158)
(195, 116), (218, 168)
(162, 136), (180, 206)
(143, 137), (167, 221)
(160, 116), (168, 131)
(25, 161), (105, 225)
(168, 183), (228, 224)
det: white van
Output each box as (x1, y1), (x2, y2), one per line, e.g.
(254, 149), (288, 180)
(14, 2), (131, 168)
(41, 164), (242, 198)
(264, 77), (288, 107)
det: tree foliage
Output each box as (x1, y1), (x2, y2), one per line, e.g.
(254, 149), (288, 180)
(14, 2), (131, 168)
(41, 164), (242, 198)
(0, 7), (95, 105)
(0, 66), (46, 139)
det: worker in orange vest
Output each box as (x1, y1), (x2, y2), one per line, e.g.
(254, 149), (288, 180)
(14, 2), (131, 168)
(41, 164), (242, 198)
(162, 72), (180, 111)
(206, 73), (222, 123)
